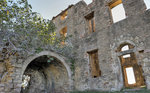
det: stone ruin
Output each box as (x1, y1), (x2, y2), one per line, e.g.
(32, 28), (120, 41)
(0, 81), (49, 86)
(0, 0), (150, 93)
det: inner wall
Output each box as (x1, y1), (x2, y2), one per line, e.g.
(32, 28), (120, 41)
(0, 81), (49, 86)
(21, 55), (69, 93)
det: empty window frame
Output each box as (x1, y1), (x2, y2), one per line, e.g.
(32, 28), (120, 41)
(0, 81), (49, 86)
(60, 11), (68, 20)
(85, 0), (93, 5)
(60, 27), (67, 45)
(121, 45), (129, 51)
(123, 54), (131, 58)
(85, 12), (95, 33)
(125, 67), (136, 84)
(109, 0), (126, 23)
(119, 44), (145, 88)
(88, 50), (101, 78)
(144, 0), (150, 10)
(121, 45), (131, 58)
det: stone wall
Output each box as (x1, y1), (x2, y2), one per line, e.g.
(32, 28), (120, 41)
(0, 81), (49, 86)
(0, 0), (150, 92)
(0, 49), (73, 93)
(53, 0), (150, 91)
(0, 46), (23, 93)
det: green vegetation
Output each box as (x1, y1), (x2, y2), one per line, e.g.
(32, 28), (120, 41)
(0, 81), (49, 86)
(70, 89), (150, 93)
(0, 0), (57, 50)
(0, 0), (73, 57)
(69, 58), (75, 75)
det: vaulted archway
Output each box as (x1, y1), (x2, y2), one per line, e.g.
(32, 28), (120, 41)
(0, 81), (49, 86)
(20, 51), (72, 93)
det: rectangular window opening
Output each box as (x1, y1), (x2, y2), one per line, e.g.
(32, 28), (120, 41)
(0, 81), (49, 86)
(60, 11), (68, 20)
(109, 0), (126, 23)
(144, 0), (150, 10)
(125, 67), (136, 85)
(60, 26), (67, 45)
(85, 12), (95, 33)
(88, 50), (101, 78)
(123, 54), (131, 58)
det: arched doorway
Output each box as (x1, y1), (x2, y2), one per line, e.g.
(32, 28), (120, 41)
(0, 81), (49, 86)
(21, 51), (71, 93)
(118, 43), (145, 88)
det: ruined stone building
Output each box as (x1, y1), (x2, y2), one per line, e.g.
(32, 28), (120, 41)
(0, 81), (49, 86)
(0, 0), (150, 93)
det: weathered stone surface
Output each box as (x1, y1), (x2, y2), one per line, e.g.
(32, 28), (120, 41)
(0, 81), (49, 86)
(53, 0), (150, 91)
(0, 0), (150, 93)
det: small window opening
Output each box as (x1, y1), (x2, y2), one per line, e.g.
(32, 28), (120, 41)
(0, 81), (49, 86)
(120, 45), (131, 58)
(123, 54), (131, 58)
(109, 0), (126, 23)
(144, 0), (150, 10)
(60, 11), (68, 20)
(125, 67), (136, 84)
(85, 0), (93, 5)
(60, 27), (67, 37)
(60, 27), (67, 45)
(121, 45), (129, 51)
(85, 12), (95, 33)
(118, 43), (134, 52)
(88, 50), (101, 78)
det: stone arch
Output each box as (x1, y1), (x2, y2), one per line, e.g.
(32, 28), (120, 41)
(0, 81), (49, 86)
(22, 51), (71, 78)
(21, 51), (72, 92)
(116, 41), (136, 52)
(117, 42), (135, 52)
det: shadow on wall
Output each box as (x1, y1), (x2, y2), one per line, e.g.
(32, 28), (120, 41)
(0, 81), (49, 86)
(21, 55), (69, 93)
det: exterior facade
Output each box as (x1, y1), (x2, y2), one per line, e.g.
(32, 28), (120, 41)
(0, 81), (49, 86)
(0, 0), (150, 93)
(52, 0), (150, 91)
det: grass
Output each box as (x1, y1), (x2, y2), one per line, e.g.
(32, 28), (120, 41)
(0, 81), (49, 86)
(70, 89), (150, 93)
(70, 91), (119, 93)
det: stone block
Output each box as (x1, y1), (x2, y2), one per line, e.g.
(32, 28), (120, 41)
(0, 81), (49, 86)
(13, 88), (21, 93)
(17, 59), (23, 64)
(0, 84), (5, 87)
(144, 62), (150, 67)
(0, 87), (4, 91)
(15, 64), (22, 68)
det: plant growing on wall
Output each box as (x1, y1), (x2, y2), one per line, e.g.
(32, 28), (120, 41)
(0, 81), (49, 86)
(0, 0), (73, 56)
(0, 0), (75, 67)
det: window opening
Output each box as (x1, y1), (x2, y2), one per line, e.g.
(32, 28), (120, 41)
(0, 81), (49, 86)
(109, 0), (126, 23)
(121, 45), (129, 51)
(144, 0), (150, 10)
(60, 11), (68, 20)
(85, 12), (95, 33)
(88, 50), (101, 78)
(125, 67), (136, 84)
(123, 54), (131, 58)
(119, 43), (145, 88)
(85, 0), (93, 5)
(60, 27), (67, 45)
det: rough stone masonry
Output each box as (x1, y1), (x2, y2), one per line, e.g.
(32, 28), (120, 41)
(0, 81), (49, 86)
(0, 0), (150, 93)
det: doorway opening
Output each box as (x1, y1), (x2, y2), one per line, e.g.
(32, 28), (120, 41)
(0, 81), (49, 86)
(21, 55), (69, 93)
(118, 43), (145, 88)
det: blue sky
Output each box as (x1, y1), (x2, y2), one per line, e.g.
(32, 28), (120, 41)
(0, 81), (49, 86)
(28, 0), (92, 20)
(28, 0), (150, 20)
